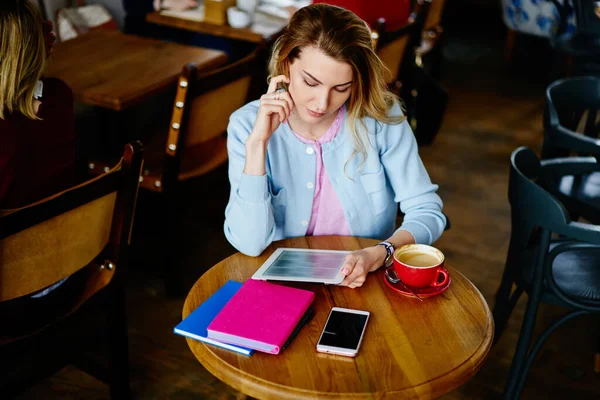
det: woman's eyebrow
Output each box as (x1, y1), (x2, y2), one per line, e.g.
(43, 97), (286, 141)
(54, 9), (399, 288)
(302, 70), (353, 87)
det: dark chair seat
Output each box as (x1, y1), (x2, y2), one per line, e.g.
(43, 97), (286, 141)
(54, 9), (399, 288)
(0, 262), (111, 344)
(140, 131), (228, 193)
(520, 241), (600, 303)
(553, 245), (600, 301)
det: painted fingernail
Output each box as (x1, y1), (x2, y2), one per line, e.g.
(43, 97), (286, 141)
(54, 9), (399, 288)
(342, 268), (348, 274)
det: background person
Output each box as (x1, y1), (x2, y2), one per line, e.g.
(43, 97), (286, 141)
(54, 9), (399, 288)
(0, 0), (77, 209)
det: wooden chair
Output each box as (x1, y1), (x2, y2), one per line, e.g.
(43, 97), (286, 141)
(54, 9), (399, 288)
(424, 0), (446, 33)
(373, 0), (430, 96)
(373, 0), (445, 75)
(139, 49), (263, 296)
(374, 0), (448, 146)
(0, 142), (143, 399)
(419, 0), (447, 80)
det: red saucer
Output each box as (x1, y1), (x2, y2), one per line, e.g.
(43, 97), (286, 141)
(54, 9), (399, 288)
(383, 268), (451, 299)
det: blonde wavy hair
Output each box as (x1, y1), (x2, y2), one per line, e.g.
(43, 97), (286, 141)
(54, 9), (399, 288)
(268, 3), (405, 171)
(0, 0), (46, 120)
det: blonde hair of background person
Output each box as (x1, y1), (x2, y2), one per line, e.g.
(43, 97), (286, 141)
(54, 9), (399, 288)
(224, 4), (446, 288)
(0, 0), (46, 120)
(268, 4), (405, 172)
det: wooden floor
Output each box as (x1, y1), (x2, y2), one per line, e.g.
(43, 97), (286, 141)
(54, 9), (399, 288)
(15, 8), (600, 400)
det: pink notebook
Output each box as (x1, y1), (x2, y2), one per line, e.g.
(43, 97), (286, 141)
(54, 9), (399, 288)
(206, 279), (315, 354)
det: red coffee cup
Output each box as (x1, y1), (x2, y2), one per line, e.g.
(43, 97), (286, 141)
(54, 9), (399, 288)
(393, 244), (449, 288)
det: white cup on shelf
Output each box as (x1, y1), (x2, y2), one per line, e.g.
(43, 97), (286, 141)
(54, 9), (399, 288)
(227, 7), (251, 28)
(237, 0), (259, 15)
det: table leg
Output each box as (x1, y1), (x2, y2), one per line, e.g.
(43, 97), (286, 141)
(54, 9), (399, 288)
(164, 184), (187, 297)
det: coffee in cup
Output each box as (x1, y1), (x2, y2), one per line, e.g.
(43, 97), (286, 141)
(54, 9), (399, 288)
(393, 244), (449, 288)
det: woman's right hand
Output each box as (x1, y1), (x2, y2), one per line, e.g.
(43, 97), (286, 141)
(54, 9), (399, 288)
(249, 75), (294, 144)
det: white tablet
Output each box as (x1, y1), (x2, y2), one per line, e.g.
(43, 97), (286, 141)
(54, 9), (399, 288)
(252, 248), (350, 284)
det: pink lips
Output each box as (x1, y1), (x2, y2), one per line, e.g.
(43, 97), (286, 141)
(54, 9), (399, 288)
(307, 109), (326, 118)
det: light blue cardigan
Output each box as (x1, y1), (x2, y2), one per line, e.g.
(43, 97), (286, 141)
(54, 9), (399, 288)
(224, 100), (446, 256)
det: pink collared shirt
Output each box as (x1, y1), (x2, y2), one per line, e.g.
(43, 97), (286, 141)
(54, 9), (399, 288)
(291, 107), (351, 236)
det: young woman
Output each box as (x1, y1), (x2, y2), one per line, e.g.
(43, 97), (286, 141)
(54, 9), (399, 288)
(224, 4), (446, 288)
(0, 0), (76, 209)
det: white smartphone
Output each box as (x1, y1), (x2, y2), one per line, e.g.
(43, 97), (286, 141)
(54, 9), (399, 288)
(316, 307), (370, 357)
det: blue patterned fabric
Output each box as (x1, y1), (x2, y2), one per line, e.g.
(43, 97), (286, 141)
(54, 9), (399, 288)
(503, 0), (577, 37)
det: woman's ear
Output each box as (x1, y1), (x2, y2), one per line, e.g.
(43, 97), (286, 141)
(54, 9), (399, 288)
(281, 60), (291, 91)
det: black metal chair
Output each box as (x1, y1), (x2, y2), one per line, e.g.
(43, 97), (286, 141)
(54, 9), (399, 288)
(552, 0), (600, 75)
(493, 146), (600, 399)
(542, 76), (600, 223)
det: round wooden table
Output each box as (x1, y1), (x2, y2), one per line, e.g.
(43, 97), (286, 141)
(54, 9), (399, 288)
(183, 236), (494, 399)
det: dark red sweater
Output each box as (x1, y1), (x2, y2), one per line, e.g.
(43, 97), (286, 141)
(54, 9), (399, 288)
(313, 0), (411, 31)
(0, 78), (76, 209)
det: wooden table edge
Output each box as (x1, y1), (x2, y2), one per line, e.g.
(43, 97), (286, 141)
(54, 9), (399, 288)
(75, 51), (228, 111)
(185, 265), (495, 399)
(189, 327), (493, 400)
(46, 30), (229, 111)
(413, 269), (495, 398)
(188, 338), (408, 399)
(146, 12), (270, 44)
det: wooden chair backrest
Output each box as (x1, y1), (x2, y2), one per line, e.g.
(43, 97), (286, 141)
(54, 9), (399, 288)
(376, 28), (412, 81)
(375, 0), (431, 82)
(0, 142), (143, 302)
(186, 75), (253, 148)
(424, 0), (446, 31)
(165, 50), (262, 158)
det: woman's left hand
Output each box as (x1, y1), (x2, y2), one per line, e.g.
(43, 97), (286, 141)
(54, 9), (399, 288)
(339, 246), (386, 289)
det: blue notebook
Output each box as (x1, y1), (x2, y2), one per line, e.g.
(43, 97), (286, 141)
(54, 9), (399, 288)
(174, 280), (254, 356)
